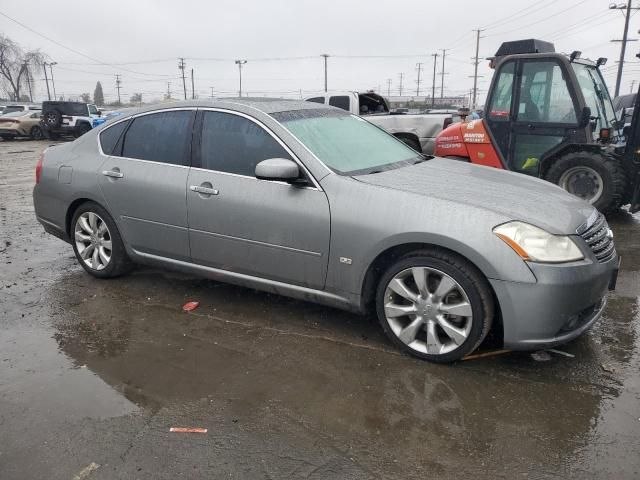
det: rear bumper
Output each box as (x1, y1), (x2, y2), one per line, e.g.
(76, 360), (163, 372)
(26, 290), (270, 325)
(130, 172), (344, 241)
(490, 254), (618, 350)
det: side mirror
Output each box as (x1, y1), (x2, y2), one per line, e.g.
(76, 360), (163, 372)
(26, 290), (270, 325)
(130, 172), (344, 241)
(255, 158), (300, 183)
(578, 106), (591, 128)
(97, 110), (102, 117)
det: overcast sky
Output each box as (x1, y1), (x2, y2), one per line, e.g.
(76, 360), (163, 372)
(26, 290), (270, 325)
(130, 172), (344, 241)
(0, 0), (634, 105)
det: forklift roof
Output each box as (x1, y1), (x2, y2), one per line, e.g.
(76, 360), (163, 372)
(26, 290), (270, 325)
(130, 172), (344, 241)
(495, 39), (555, 57)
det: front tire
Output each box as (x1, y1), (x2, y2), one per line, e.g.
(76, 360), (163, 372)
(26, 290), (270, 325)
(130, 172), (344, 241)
(545, 151), (627, 213)
(30, 126), (43, 140)
(71, 202), (132, 278)
(375, 249), (494, 363)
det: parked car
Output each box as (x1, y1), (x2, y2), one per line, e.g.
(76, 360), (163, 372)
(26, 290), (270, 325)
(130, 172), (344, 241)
(33, 99), (618, 363)
(0, 110), (44, 140)
(305, 91), (451, 154)
(91, 107), (137, 128)
(613, 92), (636, 126)
(40, 101), (101, 139)
(1, 104), (41, 115)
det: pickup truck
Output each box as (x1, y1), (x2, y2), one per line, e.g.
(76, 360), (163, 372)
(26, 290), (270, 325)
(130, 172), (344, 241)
(305, 91), (451, 154)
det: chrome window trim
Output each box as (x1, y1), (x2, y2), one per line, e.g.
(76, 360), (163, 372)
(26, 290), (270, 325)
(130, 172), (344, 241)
(96, 107), (196, 158)
(197, 107), (323, 191)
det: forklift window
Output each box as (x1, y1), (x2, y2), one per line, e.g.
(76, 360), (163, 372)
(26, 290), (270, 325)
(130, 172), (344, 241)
(517, 62), (576, 124)
(488, 61), (515, 121)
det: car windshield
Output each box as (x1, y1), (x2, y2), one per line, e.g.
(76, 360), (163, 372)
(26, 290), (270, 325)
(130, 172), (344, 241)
(272, 109), (419, 175)
(572, 63), (617, 138)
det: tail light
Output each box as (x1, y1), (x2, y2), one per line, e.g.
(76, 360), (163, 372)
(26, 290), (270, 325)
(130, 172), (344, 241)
(0, 118), (19, 123)
(35, 151), (45, 184)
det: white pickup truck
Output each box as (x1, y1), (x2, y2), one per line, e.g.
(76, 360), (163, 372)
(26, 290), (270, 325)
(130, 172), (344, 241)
(305, 91), (452, 154)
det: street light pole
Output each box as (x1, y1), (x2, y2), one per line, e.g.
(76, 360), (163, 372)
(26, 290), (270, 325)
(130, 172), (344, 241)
(235, 60), (247, 97)
(321, 54), (329, 92)
(49, 62), (57, 100)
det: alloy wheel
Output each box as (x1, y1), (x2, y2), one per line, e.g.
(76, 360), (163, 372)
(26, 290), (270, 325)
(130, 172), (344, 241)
(383, 266), (473, 355)
(558, 166), (604, 204)
(74, 212), (112, 270)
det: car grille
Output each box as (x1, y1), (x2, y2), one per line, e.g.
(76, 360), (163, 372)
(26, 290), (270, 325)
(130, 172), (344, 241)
(577, 212), (616, 263)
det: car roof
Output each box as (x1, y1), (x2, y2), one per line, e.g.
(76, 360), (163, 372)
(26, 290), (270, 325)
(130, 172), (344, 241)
(130, 98), (333, 116)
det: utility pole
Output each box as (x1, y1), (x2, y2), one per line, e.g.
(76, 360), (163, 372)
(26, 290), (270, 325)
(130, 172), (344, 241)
(440, 49), (447, 99)
(166, 82), (171, 99)
(190, 68), (195, 99)
(321, 54), (329, 92)
(210, 86), (215, 98)
(398, 73), (404, 96)
(631, 79), (637, 93)
(42, 62), (51, 101)
(178, 57), (187, 100)
(386, 78), (392, 97)
(235, 60), (247, 97)
(415, 62), (423, 96)
(115, 74), (122, 105)
(49, 62), (57, 100)
(431, 53), (439, 107)
(22, 63), (33, 102)
(471, 29), (484, 109)
(610, 1), (640, 97)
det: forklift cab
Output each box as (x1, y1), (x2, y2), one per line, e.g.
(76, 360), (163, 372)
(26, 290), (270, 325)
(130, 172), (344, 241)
(484, 40), (617, 177)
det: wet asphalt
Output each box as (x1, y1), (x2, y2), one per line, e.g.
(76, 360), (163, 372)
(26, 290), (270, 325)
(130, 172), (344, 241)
(1, 139), (639, 479)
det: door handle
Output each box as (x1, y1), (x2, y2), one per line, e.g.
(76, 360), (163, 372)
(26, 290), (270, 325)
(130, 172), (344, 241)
(102, 169), (124, 178)
(190, 185), (219, 195)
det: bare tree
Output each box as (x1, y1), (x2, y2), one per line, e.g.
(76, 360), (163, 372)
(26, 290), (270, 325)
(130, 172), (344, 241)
(0, 35), (44, 101)
(80, 92), (91, 103)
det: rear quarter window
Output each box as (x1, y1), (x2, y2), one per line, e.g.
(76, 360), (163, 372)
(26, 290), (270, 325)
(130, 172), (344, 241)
(99, 120), (129, 155)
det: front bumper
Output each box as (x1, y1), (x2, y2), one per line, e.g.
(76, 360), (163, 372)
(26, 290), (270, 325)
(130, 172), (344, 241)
(490, 254), (618, 350)
(0, 128), (19, 137)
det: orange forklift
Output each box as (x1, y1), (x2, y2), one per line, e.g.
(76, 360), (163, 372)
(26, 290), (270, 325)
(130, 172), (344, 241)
(435, 39), (639, 213)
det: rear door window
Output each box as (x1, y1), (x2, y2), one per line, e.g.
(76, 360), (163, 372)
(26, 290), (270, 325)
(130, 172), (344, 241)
(329, 96), (350, 111)
(121, 110), (194, 165)
(199, 111), (291, 176)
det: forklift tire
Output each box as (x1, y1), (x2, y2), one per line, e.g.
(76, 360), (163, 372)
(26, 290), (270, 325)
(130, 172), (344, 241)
(545, 151), (627, 213)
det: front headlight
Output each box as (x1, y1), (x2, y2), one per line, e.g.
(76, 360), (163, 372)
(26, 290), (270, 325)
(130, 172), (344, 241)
(493, 221), (584, 263)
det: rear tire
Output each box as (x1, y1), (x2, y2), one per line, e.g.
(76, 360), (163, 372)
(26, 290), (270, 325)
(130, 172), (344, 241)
(545, 151), (627, 213)
(74, 123), (91, 138)
(71, 202), (133, 278)
(375, 248), (494, 363)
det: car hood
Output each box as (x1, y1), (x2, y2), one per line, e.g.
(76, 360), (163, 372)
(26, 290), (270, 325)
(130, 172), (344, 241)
(354, 158), (595, 234)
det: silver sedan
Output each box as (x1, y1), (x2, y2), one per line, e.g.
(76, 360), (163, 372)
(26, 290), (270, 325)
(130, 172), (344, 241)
(33, 99), (619, 362)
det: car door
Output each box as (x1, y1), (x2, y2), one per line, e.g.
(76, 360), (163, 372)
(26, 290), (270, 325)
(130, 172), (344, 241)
(508, 60), (580, 176)
(98, 109), (195, 261)
(187, 109), (330, 289)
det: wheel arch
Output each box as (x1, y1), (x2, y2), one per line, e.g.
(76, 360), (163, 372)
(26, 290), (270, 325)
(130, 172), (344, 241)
(65, 195), (108, 237)
(393, 132), (421, 150)
(358, 241), (504, 343)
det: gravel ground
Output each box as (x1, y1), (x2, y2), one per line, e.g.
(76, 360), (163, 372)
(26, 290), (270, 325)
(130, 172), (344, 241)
(1, 138), (639, 479)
